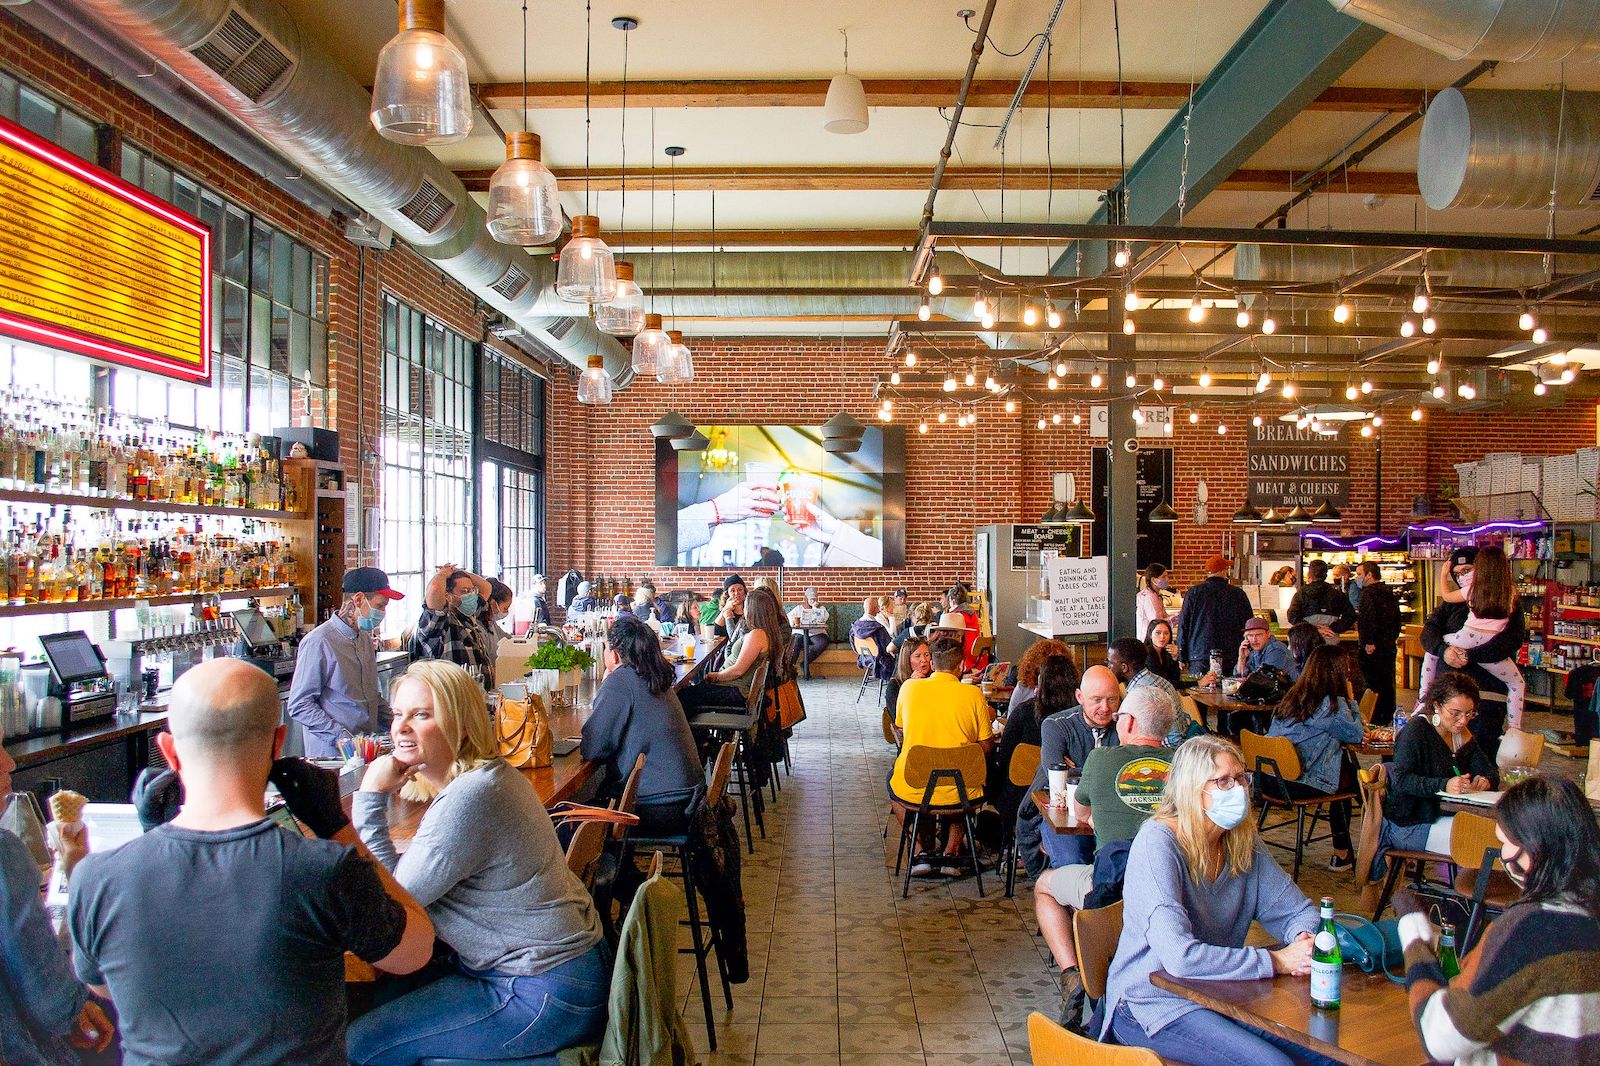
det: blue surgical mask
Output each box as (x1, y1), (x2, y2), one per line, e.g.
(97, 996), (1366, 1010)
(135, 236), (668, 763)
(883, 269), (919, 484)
(458, 592), (481, 615)
(1205, 784), (1250, 831)
(358, 606), (384, 632)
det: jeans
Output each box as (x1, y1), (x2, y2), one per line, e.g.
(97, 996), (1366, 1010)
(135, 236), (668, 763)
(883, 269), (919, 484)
(1040, 824), (1093, 868)
(347, 942), (611, 1065)
(1369, 817), (1436, 881)
(791, 631), (828, 668)
(1111, 1002), (1341, 1066)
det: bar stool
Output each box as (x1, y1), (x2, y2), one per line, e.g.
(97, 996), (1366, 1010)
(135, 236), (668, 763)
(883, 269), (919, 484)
(689, 661), (768, 852)
(592, 753), (646, 943)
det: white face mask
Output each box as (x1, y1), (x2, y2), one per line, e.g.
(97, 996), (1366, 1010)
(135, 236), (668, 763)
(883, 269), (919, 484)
(1205, 784), (1250, 831)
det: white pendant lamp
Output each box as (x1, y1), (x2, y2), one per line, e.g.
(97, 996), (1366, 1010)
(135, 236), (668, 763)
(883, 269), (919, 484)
(576, 355), (613, 405)
(632, 313), (672, 376)
(557, 215), (619, 303)
(658, 329), (694, 384)
(486, 132), (561, 245)
(596, 261), (646, 335)
(822, 30), (868, 134)
(370, 0), (473, 145)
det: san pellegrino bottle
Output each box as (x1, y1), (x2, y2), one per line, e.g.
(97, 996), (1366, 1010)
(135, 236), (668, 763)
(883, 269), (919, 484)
(1310, 896), (1342, 1009)
(1438, 923), (1460, 980)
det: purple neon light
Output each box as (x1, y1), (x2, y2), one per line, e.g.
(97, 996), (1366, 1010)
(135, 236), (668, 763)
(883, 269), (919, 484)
(1404, 520), (1546, 535)
(1300, 532), (1405, 549)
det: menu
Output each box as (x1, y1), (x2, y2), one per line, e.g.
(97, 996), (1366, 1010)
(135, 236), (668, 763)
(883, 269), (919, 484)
(0, 114), (209, 382)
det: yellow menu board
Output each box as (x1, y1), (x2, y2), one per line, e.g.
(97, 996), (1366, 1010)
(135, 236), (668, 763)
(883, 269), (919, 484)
(0, 114), (210, 383)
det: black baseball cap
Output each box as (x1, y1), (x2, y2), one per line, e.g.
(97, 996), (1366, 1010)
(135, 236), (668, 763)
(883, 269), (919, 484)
(1449, 546), (1478, 569)
(343, 566), (404, 599)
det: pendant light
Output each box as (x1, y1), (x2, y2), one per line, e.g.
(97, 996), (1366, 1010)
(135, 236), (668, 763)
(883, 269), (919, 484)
(576, 355), (613, 405)
(1312, 500), (1343, 524)
(632, 313), (672, 375)
(821, 412), (867, 441)
(1283, 504), (1313, 527)
(557, 1), (617, 302)
(1064, 499), (1097, 524)
(650, 412), (694, 439)
(486, 4), (560, 245)
(822, 29), (869, 134)
(671, 430), (710, 452)
(658, 329), (694, 385)
(370, 0), (472, 145)
(1231, 503), (1262, 524)
(1149, 500), (1180, 523)
(597, 262), (645, 334)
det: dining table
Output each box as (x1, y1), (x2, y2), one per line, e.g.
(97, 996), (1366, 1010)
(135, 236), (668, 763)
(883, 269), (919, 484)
(1149, 969), (1425, 1066)
(1188, 689), (1277, 736)
(1031, 788), (1092, 835)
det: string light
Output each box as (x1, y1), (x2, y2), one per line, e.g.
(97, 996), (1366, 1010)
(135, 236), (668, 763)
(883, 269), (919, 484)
(1164, 421), (1173, 435)
(1036, 417), (1046, 429)
(1188, 410), (1199, 424)
(1260, 311), (1276, 335)
(918, 420), (929, 433)
(1561, 368), (1577, 384)
(1046, 303), (1063, 329)
(1421, 315), (1438, 335)
(973, 293), (987, 317)
(1235, 304), (1251, 329)
(1372, 415), (1383, 427)
(1345, 385), (1358, 401)
(1411, 285), (1429, 315)
(1124, 290), (1142, 311)
(1532, 326), (1550, 343)
(1400, 319), (1416, 338)
(1187, 295), (1206, 323)
(1519, 309), (1536, 332)
(938, 411), (949, 423)
(986, 375), (999, 392)
(943, 375), (957, 392)
(1281, 381), (1296, 399)
(1055, 362), (1068, 376)
(1132, 409), (1145, 423)
(1152, 376), (1166, 391)
(1426, 355), (1440, 375)
(1052, 413), (1063, 425)
(1125, 373), (1138, 388)
(1071, 413), (1082, 425)
(1332, 298), (1351, 324)
(1361, 380), (1373, 394)
(1216, 422), (1227, 435)
(927, 270), (943, 295)
(878, 407), (892, 421)
(890, 371), (901, 385)
(1004, 399), (1017, 413)
(1458, 383), (1477, 399)
(1432, 384), (1445, 399)
(1534, 381), (1548, 396)
(964, 370), (976, 387)
(1022, 303), (1039, 327)
(905, 351), (918, 367)
(1411, 407), (1423, 421)
(1360, 424), (1373, 438)
(1090, 372), (1103, 388)
(980, 311), (996, 330)
(917, 301), (931, 321)
(1252, 415), (1264, 427)
(1198, 368), (1212, 388)
(1047, 377), (1060, 390)
(1114, 246), (1130, 269)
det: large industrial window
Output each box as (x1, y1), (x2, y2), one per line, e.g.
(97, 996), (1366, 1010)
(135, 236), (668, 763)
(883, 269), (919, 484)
(478, 349), (546, 598)
(379, 295), (477, 610)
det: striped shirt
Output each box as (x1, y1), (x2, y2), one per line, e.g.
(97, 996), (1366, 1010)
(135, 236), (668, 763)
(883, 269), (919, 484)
(1402, 895), (1600, 1065)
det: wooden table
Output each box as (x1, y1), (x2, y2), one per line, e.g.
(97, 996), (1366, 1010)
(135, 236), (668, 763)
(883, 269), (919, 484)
(1031, 789), (1092, 835)
(1189, 690), (1277, 735)
(1150, 969), (1425, 1066)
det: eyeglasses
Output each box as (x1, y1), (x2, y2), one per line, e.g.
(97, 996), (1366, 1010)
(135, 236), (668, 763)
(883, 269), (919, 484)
(1439, 705), (1477, 722)
(1207, 772), (1252, 791)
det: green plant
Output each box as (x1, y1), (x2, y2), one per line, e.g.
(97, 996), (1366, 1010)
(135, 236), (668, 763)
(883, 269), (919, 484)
(525, 642), (596, 673)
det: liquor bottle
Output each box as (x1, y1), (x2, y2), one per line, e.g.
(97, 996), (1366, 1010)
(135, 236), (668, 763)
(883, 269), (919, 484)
(1438, 923), (1460, 980)
(1310, 896), (1342, 1010)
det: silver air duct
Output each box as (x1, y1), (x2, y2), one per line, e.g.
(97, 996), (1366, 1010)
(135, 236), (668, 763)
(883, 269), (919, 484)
(64, 0), (630, 380)
(1418, 88), (1600, 210)
(1327, 0), (1600, 63)
(1236, 241), (1600, 288)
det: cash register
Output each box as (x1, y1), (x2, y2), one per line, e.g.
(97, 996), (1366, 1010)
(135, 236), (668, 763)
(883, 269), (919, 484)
(230, 606), (297, 681)
(37, 630), (117, 730)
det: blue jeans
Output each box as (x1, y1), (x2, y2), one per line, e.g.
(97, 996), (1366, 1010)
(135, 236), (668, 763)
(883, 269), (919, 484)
(1370, 817), (1434, 881)
(1112, 1002), (1340, 1066)
(348, 943), (611, 1065)
(1040, 824), (1093, 868)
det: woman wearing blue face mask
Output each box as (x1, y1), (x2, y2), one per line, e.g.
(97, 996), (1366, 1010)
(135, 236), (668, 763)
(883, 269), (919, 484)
(408, 564), (493, 688)
(1136, 564), (1172, 644)
(1100, 736), (1332, 1066)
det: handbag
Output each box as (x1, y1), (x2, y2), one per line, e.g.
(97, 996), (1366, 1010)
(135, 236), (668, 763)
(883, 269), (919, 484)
(496, 695), (553, 769)
(1237, 665), (1293, 705)
(773, 677), (807, 729)
(1333, 912), (1406, 983)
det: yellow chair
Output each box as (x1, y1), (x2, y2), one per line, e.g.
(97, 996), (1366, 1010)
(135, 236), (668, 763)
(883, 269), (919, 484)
(1003, 742), (1043, 897)
(1028, 1011), (1160, 1066)
(1071, 899), (1124, 1005)
(1240, 729), (1358, 882)
(892, 742), (989, 898)
(1496, 727), (1544, 769)
(1450, 810), (1519, 950)
(1358, 689), (1378, 724)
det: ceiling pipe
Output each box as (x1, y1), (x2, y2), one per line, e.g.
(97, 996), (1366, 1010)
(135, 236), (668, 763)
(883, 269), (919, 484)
(1327, 0), (1600, 64)
(1420, 88), (1600, 210)
(64, 0), (631, 382)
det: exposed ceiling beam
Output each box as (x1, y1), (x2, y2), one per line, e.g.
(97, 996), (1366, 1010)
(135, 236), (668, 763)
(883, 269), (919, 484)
(604, 229), (925, 248)
(454, 164), (1416, 194)
(473, 79), (1419, 112)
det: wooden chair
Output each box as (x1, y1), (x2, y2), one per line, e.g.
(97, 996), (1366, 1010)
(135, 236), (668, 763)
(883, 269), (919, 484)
(564, 817), (608, 889)
(1496, 727), (1544, 769)
(1003, 742), (1043, 897)
(1028, 1010), (1160, 1066)
(851, 632), (886, 704)
(592, 754), (646, 943)
(1179, 693), (1206, 733)
(1071, 899), (1124, 1009)
(1449, 810), (1518, 951)
(1362, 762), (1454, 921)
(881, 706), (900, 749)
(1240, 729), (1358, 882)
(1358, 689), (1378, 724)
(891, 743), (989, 898)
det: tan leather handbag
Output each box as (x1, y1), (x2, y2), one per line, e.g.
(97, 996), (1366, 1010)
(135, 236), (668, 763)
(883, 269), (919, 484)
(497, 695), (553, 769)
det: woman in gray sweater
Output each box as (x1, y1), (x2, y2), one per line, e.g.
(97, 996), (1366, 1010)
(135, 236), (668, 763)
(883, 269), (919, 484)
(1101, 736), (1327, 1066)
(347, 661), (607, 1066)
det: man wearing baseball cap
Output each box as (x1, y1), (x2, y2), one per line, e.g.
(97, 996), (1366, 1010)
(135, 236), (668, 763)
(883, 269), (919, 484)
(287, 567), (403, 758)
(1236, 616), (1295, 679)
(1175, 554), (1255, 677)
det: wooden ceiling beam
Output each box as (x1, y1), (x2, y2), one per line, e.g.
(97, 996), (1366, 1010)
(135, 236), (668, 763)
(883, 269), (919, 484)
(473, 79), (1420, 113)
(453, 165), (1417, 195)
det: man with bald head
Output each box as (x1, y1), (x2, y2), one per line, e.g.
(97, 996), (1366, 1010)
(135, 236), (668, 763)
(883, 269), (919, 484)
(67, 659), (433, 1066)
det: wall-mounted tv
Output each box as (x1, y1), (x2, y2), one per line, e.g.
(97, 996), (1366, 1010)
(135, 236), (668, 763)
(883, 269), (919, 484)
(655, 424), (906, 568)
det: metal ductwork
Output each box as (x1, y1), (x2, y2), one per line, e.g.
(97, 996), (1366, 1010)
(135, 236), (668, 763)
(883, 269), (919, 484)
(1236, 241), (1600, 288)
(1328, 0), (1600, 63)
(63, 0), (630, 380)
(1418, 88), (1600, 210)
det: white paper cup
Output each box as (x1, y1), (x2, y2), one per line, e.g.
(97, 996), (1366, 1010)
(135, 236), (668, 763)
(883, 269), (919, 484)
(1048, 767), (1069, 805)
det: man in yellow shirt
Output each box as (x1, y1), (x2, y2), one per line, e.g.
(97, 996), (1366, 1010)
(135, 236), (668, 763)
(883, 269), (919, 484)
(890, 638), (994, 877)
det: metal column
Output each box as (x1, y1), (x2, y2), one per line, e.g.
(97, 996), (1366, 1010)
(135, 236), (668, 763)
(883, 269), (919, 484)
(1105, 274), (1139, 641)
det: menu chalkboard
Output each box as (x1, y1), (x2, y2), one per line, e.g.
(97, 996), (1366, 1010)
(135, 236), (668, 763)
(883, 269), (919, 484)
(1091, 447), (1174, 571)
(1010, 523), (1084, 570)
(1248, 420), (1351, 508)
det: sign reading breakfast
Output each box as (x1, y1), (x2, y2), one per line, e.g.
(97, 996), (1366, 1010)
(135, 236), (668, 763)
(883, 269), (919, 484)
(1247, 420), (1351, 509)
(0, 114), (210, 383)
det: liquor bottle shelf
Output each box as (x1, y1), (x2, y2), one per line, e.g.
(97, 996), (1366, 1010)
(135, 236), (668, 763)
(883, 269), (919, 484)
(0, 485), (297, 520)
(0, 585), (296, 618)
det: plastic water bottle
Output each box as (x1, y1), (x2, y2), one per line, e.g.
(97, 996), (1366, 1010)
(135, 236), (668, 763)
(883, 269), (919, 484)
(1392, 705), (1409, 743)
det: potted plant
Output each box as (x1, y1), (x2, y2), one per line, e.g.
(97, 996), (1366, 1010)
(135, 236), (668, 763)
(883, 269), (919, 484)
(525, 642), (597, 697)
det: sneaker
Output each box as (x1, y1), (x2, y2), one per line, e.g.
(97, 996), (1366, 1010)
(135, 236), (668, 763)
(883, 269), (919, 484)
(1328, 852), (1355, 872)
(938, 853), (966, 877)
(910, 853), (936, 878)
(1059, 968), (1086, 1032)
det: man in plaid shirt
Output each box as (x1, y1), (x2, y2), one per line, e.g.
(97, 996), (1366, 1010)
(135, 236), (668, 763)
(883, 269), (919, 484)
(408, 564), (491, 686)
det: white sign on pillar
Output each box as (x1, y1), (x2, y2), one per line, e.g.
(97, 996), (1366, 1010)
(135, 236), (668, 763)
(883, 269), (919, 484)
(1048, 555), (1109, 637)
(1090, 405), (1174, 439)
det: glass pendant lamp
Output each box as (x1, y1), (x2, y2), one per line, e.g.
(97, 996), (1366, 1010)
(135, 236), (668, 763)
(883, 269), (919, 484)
(596, 261), (645, 335)
(486, 132), (561, 245)
(657, 329), (694, 384)
(370, 0), (472, 145)
(556, 215), (618, 303)
(631, 313), (671, 376)
(576, 355), (613, 405)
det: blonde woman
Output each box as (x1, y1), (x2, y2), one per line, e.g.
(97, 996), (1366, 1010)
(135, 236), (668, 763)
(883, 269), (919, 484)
(1100, 736), (1322, 1065)
(347, 661), (607, 1065)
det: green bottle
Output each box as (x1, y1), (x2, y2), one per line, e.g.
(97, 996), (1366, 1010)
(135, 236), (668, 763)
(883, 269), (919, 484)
(1439, 923), (1461, 980)
(1310, 896), (1342, 1010)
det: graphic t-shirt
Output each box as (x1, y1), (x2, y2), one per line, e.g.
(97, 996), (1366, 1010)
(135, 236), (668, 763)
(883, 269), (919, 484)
(1078, 743), (1177, 849)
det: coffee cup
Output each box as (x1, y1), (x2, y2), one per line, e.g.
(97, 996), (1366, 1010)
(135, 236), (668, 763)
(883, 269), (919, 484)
(1048, 764), (1070, 806)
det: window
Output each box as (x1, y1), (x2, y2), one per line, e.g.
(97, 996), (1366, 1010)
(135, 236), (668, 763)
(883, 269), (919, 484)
(478, 349), (545, 598)
(0, 73), (97, 162)
(379, 295), (476, 609)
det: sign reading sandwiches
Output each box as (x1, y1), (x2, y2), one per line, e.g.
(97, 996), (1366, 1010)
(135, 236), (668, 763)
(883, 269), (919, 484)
(1247, 420), (1351, 509)
(0, 114), (210, 383)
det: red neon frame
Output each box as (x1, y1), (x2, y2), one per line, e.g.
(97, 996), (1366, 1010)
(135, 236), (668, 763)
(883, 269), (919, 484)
(0, 113), (212, 384)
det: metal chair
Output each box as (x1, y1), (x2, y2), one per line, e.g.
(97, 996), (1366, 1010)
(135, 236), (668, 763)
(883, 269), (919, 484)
(1028, 1010), (1160, 1066)
(851, 632), (886, 704)
(1240, 729), (1358, 881)
(1003, 742), (1043, 897)
(890, 743), (989, 898)
(689, 660), (768, 853)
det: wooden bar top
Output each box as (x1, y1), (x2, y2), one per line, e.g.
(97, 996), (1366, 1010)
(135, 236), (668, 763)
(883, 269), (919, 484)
(1150, 969), (1424, 1066)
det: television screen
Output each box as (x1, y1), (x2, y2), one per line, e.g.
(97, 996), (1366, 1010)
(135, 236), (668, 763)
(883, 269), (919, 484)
(655, 424), (905, 568)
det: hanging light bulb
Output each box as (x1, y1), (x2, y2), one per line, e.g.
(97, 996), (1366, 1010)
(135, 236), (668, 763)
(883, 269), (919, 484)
(487, 133), (562, 244)
(1236, 304), (1251, 329)
(1036, 417), (1046, 430)
(1164, 421), (1174, 436)
(880, 398), (894, 412)
(1281, 381), (1296, 399)
(556, 215), (619, 303)
(1124, 289), (1142, 312)
(1411, 406), (1423, 420)
(1458, 382), (1477, 399)
(927, 270), (944, 296)
(986, 375), (999, 392)
(1562, 367), (1577, 384)
(1399, 318), (1417, 338)
(939, 411), (949, 424)
(631, 312), (671, 375)
(1005, 399), (1017, 414)
(981, 311), (996, 330)
(1132, 408), (1145, 423)
(1114, 246), (1131, 269)
(1123, 318), (1136, 335)
(905, 350), (918, 367)
(1411, 285), (1429, 315)
(1332, 298), (1351, 324)
(1421, 315), (1438, 335)
(1022, 303), (1040, 327)
(878, 406), (893, 422)
(1047, 377), (1060, 390)
(1198, 368), (1212, 388)
(918, 421), (929, 434)
(1052, 413), (1063, 425)
(1360, 379), (1373, 395)
(1251, 414), (1264, 428)
(973, 293), (988, 317)
(1046, 303), (1063, 329)
(969, 409), (979, 425)
(1152, 376), (1165, 391)
(1187, 295), (1206, 323)
(964, 370), (976, 387)
(1260, 310), (1276, 335)
(822, 29), (869, 133)
(1519, 309), (1536, 332)
(370, 0), (472, 145)
(595, 261), (645, 334)
(576, 354), (613, 404)
(917, 301), (932, 321)
(1534, 381), (1548, 396)
(943, 374), (958, 392)
(1360, 424), (1373, 438)
(1188, 410), (1199, 424)
(1256, 371), (1271, 393)
(1217, 422), (1227, 435)
(1431, 383), (1445, 399)
(1090, 372), (1103, 388)
(1072, 413), (1082, 425)
(1426, 355), (1440, 375)
(1372, 415), (1383, 427)
(955, 413), (966, 427)
(1532, 326), (1550, 344)
(1055, 361), (1068, 377)
(890, 371), (902, 385)
(1551, 352), (1569, 365)
(1345, 385), (1359, 401)
(1125, 373), (1137, 388)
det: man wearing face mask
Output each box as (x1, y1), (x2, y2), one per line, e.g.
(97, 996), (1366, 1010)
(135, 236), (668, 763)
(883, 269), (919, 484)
(409, 565), (492, 687)
(289, 567), (404, 758)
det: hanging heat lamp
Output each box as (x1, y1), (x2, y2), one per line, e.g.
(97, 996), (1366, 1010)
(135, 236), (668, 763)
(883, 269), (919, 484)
(576, 355), (613, 405)
(597, 262), (645, 334)
(370, 0), (472, 145)
(632, 313), (672, 376)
